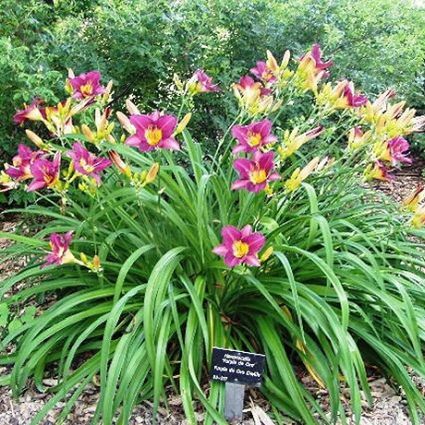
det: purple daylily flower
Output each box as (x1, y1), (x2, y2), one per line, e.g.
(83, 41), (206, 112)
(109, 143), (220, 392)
(42, 231), (75, 268)
(250, 61), (276, 83)
(13, 99), (45, 125)
(27, 152), (61, 192)
(5, 144), (44, 181)
(231, 119), (277, 153)
(299, 44), (333, 79)
(67, 142), (111, 184)
(213, 225), (266, 268)
(189, 69), (220, 93)
(310, 44), (333, 71)
(235, 76), (272, 96)
(232, 151), (280, 193)
(69, 71), (105, 100)
(388, 136), (412, 165)
(125, 111), (179, 152)
(342, 81), (368, 107)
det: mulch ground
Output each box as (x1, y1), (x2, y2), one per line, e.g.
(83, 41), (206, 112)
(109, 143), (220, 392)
(0, 159), (424, 424)
(371, 159), (425, 203)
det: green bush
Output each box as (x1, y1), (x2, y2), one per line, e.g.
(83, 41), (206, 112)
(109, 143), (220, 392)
(1, 45), (425, 424)
(1, 0), (424, 160)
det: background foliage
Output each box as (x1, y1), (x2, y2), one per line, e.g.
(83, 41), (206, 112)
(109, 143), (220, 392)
(1, 0), (424, 159)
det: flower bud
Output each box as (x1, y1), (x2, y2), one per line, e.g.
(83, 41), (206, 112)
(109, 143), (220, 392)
(108, 151), (132, 177)
(25, 130), (45, 148)
(81, 124), (95, 142)
(125, 99), (140, 115)
(260, 246), (274, 262)
(175, 113), (192, 135)
(144, 162), (160, 185)
(116, 111), (135, 134)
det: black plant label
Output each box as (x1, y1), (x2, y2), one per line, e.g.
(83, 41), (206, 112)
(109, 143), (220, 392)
(210, 347), (265, 387)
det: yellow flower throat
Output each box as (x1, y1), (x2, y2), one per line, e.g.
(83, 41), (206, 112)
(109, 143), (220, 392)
(80, 84), (93, 96)
(232, 240), (249, 258)
(145, 126), (163, 146)
(249, 169), (267, 184)
(247, 132), (262, 147)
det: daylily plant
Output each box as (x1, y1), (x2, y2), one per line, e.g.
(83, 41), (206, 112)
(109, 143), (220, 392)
(2, 44), (425, 425)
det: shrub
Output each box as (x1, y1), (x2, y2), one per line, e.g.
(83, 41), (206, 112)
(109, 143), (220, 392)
(1, 46), (425, 424)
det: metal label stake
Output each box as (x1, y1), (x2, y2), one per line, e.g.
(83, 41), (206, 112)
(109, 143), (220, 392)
(224, 381), (245, 422)
(210, 347), (266, 423)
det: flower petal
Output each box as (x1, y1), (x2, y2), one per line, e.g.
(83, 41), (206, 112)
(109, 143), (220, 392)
(240, 225), (252, 238)
(130, 115), (152, 132)
(125, 134), (142, 147)
(231, 179), (250, 191)
(212, 244), (228, 257)
(254, 119), (272, 137)
(157, 115), (178, 137)
(221, 226), (241, 244)
(233, 158), (252, 177)
(224, 252), (241, 268)
(243, 255), (261, 267)
(231, 125), (248, 142)
(159, 137), (180, 150)
(27, 180), (46, 192)
(245, 233), (266, 253)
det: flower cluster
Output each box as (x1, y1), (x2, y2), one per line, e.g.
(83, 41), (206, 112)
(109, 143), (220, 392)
(295, 44), (333, 92)
(231, 50), (291, 116)
(229, 118), (279, 194)
(3, 70), (170, 270)
(316, 80), (368, 110)
(346, 89), (424, 183)
(4, 43), (425, 277)
(3, 140), (112, 195)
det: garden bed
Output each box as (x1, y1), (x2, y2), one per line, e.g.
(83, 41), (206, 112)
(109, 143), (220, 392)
(1, 36), (425, 425)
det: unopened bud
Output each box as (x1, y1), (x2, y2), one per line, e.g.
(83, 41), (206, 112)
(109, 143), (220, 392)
(144, 162), (160, 185)
(125, 99), (140, 115)
(116, 111), (135, 134)
(81, 124), (95, 142)
(173, 73), (184, 91)
(266, 50), (279, 73)
(108, 151), (132, 177)
(175, 113), (192, 135)
(25, 130), (44, 148)
(260, 246), (274, 262)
